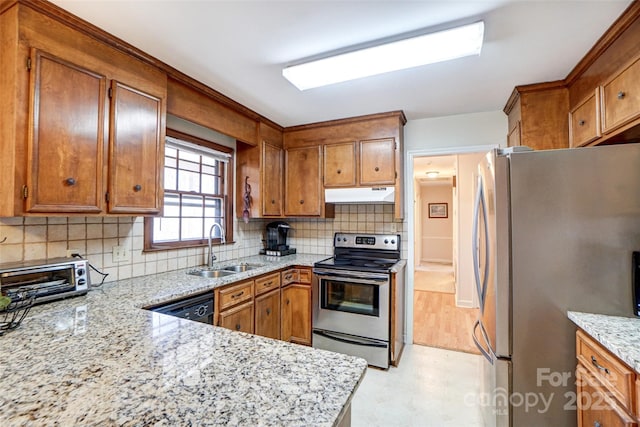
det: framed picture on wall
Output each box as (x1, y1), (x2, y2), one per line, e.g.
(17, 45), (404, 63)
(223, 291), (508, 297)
(428, 203), (448, 218)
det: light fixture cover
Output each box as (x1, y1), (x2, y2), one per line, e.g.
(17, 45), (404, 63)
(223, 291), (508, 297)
(283, 21), (484, 90)
(426, 171), (440, 179)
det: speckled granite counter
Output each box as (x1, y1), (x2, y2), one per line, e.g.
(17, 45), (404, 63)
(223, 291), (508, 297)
(568, 311), (640, 372)
(0, 254), (368, 426)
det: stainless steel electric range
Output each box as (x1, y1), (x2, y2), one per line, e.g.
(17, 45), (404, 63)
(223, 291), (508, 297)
(312, 232), (405, 369)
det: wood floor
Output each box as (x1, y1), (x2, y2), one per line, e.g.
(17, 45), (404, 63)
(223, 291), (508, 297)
(413, 290), (479, 354)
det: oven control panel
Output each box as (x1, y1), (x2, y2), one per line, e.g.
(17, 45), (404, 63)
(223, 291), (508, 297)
(334, 233), (400, 251)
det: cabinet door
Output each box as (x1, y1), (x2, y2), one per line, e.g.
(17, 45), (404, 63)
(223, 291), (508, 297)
(601, 56), (640, 134)
(219, 301), (254, 334)
(570, 90), (601, 148)
(281, 283), (311, 346)
(108, 80), (164, 214)
(262, 142), (283, 216)
(284, 146), (322, 216)
(577, 367), (637, 427)
(359, 138), (395, 185)
(255, 289), (281, 340)
(323, 142), (356, 187)
(26, 49), (106, 213)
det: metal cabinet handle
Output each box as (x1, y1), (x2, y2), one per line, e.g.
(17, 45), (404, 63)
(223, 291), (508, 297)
(594, 421), (602, 427)
(235, 324), (241, 331)
(133, 184), (142, 192)
(591, 355), (610, 375)
(266, 308), (271, 315)
(265, 281), (273, 286)
(374, 166), (379, 171)
(337, 169), (341, 174)
(286, 299), (290, 305)
(66, 178), (76, 186)
(299, 200), (304, 204)
(271, 199), (275, 204)
(617, 91), (625, 100)
(231, 291), (244, 299)
(578, 119), (585, 126)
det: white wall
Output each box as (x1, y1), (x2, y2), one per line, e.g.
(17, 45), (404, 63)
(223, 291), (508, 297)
(404, 110), (507, 342)
(405, 110), (507, 152)
(420, 182), (453, 263)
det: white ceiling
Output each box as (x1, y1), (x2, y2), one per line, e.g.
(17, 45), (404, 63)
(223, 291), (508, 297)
(414, 155), (457, 182)
(51, 0), (632, 127)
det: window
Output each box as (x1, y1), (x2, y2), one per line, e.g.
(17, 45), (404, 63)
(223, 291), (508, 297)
(144, 129), (234, 250)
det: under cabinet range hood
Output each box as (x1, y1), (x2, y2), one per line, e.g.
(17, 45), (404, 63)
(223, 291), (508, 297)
(324, 187), (395, 204)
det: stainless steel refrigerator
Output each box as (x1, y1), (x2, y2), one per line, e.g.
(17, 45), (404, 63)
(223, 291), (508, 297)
(472, 144), (640, 427)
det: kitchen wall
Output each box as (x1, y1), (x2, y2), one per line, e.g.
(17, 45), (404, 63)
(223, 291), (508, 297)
(0, 203), (404, 284)
(419, 182), (453, 263)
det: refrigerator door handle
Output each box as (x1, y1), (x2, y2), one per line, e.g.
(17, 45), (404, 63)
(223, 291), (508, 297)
(473, 319), (494, 364)
(473, 174), (490, 313)
(472, 175), (484, 311)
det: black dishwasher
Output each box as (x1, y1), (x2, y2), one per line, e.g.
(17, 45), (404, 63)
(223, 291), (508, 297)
(147, 292), (214, 325)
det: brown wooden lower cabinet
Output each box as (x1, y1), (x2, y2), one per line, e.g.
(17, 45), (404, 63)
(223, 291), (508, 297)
(219, 300), (254, 334)
(281, 283), (311, 346)
(576, 330), (639, 427)
(254, 288), (281, 340)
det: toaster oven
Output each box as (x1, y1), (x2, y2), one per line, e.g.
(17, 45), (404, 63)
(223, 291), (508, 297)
(0, 258), (89, 303)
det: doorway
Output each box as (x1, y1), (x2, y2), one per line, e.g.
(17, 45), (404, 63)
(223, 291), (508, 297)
(410, 152), (486, 354)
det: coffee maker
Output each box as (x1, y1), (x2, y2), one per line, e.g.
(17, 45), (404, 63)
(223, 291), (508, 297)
(261, 221), (296, 256)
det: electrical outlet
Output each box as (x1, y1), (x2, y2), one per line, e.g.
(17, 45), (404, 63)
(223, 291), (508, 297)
(112, 245), (130, 263)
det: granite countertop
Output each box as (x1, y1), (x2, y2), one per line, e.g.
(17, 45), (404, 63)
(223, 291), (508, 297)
(568, 311), (640, 372)
(0, 254), (367, 426)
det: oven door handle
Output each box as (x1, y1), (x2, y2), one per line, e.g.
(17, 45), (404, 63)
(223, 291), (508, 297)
(313, 329), (387, 348)
(313, 271), (389, 285)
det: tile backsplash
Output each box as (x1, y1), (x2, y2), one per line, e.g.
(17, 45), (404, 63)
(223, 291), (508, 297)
(0, 204), (406, 284)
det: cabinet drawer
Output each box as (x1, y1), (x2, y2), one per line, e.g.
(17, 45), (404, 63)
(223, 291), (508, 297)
(569, 90), (600, 147)
(601, 56), (640, 134)
(281, 269), (299, 286)
(219, 301), (254, 334)
(577, 366), (637, 427)
(218, 280), (254, 311)
(255, 272), (281, 296)
(298, 268), (312, 284)
(576, 330), (635, 411)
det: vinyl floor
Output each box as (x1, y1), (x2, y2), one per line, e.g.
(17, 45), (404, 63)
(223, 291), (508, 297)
(351, 344), (483, 427)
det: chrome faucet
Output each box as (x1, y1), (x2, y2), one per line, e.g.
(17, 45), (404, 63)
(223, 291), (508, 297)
(208, 223), (226, 267)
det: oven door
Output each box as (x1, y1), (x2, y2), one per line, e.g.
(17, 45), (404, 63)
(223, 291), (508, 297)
(313, 268), (390, 341)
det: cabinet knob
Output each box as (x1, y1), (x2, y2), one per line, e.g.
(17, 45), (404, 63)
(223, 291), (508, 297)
(578, 120), (585, 126)
(374, 167), (379, 172)
(617, 91), (625, 100)
(235, 324), (241, 331)
(299, 200), (304, 204)
(286, 299), (290, 305)
(271, 199), (275, 204)
(133, 184), (142, 192)
(65, 178), (76, 186)
(266, 308), (271, 315)
(337, 169), (341, 174)
(594, 422), (602, 427)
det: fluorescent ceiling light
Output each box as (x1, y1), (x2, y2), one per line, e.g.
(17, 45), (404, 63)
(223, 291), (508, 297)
(283, 21), (484, 90)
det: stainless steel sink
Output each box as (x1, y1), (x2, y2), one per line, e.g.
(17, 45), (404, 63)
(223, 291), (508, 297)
(187, 268), (237, 278)
(221, 263), (262, 273)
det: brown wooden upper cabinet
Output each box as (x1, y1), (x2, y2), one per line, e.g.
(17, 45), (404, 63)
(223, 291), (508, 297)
(601, 55), (640, 135)
(1, 3), (166, 216)
(26, 48), (164, 215)
(262, 142), (284, 216)
(323, 142), (357, 187)
(359, 138), (396, 185)
(569, 89), (600, 148)
(284, 145), (322, 216)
